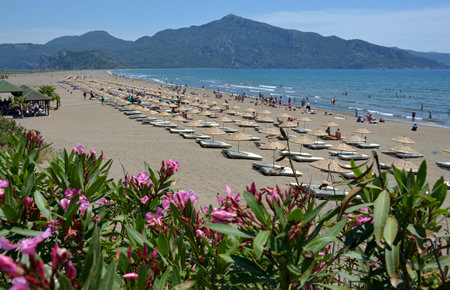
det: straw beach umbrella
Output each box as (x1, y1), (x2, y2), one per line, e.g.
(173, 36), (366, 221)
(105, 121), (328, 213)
(290, 135), (314, 153)
(259, 141), (286, 166)
(158, 111), (171, 121)
(310, 158), (351, 173)
(225, 132), (253, 152)
(328, 143), (357, 153)
(392, 136), (415, 144)
(215, 116), (233, 127)
(444, 148), (450, 153)
(308, 129), (328, 142)
(390, 145), (419, 155)
(258, 109), (272, 115)
(199, 110), (212, 121)
(236, 120), (257, 132)
(201, 127), (226, 142)
(344, 135), (366, 144)
(184, 120), (203, 129)
(353, 128), (372, 137)
(171, 115), (186, 126)
(321, 121), (339, 127)
(392, 159), (419, 173)
(260, 127), (281, 137)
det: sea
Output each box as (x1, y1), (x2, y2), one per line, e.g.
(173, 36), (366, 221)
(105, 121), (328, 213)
(109, 69), (450, 128)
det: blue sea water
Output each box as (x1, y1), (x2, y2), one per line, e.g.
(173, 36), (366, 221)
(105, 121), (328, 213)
(110, 69), (450, 128)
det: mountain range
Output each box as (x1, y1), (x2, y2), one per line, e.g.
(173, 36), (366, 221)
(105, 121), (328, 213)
(1, 14), (449, 70)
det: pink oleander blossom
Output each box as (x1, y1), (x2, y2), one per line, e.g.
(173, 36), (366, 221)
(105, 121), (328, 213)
(67, 262), (77, 281)
(145, 207), (164, 227)
(64, 188), (80, 198)
(218, 185), (241, 203)
(211, 209), (235, 224)
(77, 195), (90, 216)
(162, 190), (199, 212)
(196, 229), (207, 239)
(11, 276), (29, 290)
(140, 195), (149, 204)
(164, 159), (180, 175)
(59, 198), (70, 211)
(0, 228), (53, 256)
(122, 273), (139, 280)
(72, 144), (84, 155)
(0, 179), (9, 196)
(22, 197), (33, 207)
(0, 254), (22, 275)
(137, 172), (150, 185)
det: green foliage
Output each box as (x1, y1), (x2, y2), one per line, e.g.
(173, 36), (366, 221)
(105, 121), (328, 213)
(0, 132), (448, 289)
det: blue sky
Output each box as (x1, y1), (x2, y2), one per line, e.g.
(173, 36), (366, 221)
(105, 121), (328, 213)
(1, 0), (450, 52)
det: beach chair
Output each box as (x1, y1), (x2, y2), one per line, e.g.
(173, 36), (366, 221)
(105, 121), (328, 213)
(181, 133), (211, 140)
(197, 140), (232, 149)
(338, 154), (370, 161)
(305, 143), (333, 150)
(217, 127), (238, 133)
(258, 166), (303, 177)
(394, 152), (424, 159)
(292, 128), (311, 134)
(436, 161), (450, 169)
(355, 143), (380, 149)
(167, 128), (195, 134)
(222, 149), (263, 160)
(292, 156), (324, 162)
(279, 151), (312, 157)
(152, 121), (177, 128)
(300, 184), (348, 200)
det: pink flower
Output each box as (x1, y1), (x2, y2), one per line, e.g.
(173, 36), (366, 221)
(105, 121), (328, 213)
(59, 198), (70, 211)
(98, 198), (109, 206)
(196, 229), (207, 239)
(11, 276), (29, 290)
(77, 195), (90, 216)
(22, 197), (33, 207)
(140, 195), (149, 204)
(0, 179), (8, 196)
(211, 209), (235, 224)
(67, 262), (77, 281)
(18, 227), (53, 255)
(64, 188), (80, 198)
(0, 238), (18, 251)
(164, 159), (180, 175)
(122, 272), (139, 280)
(0, 254), (22, 275)
(137, 172), (150, 185)
(72, 144), (84, 155)
(145, 207), (164, 227)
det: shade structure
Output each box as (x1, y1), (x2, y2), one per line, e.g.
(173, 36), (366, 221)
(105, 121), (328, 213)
(184, 120), (204, 128)
(258, 109), (272, 115)
(224, 109), (237, 115)
(236, 120), (257, 132)
(201, 127), (226, 142)
(232, 105), (240, 110)
(392, 159), (419, 173)
(345, 135), (366, 143)
(279, 121), (297, 128)
(166, 103), (178, 108)
(392, 136), (415, 144)
(310, 158), (351, 173)
(158, 111), (171, 121)
(259, 141), (287, 166)
(297, 116), (312, 128)
(328, 143), (357, 152)
(277, 112), (291, 119)
(290, 135), (314, 154)
(225, 132), (253, 152)
(321, 121), (339, 127)
(176, 105), (187, 112)
(138, 107), (150, 113)
(308, 129), (328, 141)
(171, 115), (186, 126)
(143, 110), (158, 117)
(215, 116), (233, 127)
(256, 116), (274, 123)
(353, 128), (372, 136)
(260, 127), (280, 136)
(189, 108), (201, 114)
(199, 110), (212, 121)
(390, 145), (419, 154)
(126, 104), (142, 110)
(0, 80), (24, 93)
(210, 105), (221, 111)
(244, 107), (256, 113)
(241, 112), (254, 119)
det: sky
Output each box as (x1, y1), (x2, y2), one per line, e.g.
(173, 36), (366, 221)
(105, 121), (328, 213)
(1, 0), (450, 53)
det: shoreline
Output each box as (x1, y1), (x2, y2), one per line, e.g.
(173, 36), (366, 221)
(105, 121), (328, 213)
(6, 69), (450, 208)
(108, 69), (450, 129)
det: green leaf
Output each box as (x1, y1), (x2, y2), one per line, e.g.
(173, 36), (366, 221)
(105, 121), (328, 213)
(424, 255), (450, 270)
(157, 234), (170, 257)
(304, 201), (327, 224)
(315, 283), (351, 290)
(385, 243), (400, 282)
(307, 236), (340, 254)
(383, 216), (398, 247)
(58, 273), (75, 290)
(253, 231), (270, 258)
(1, 204), (18, 221)
(10, 227), (44, 237)
(288, 208), (303, 223)
(221, 254), (267, 277)
(99, 261), (116, 290)
(243, 191), (269, 227)
(155, 267), (171, 290)
(137, 263), (147, 290)
(125, 226), (153, 248)
(373, 190), (390, 246)
(205, 223), (252, 238)
(34, 190), (52, 220)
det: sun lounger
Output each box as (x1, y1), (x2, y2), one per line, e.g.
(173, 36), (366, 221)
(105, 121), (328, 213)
(344, 141), (365, 145)
(301, 185), (348, 200)
(217, 127), (238, 133)
(167, 128), (195, 134)
(124, 110), (141, 115)
(436, 161), (450, 169)
(277, 135), (295, 140)
(181, 133), (211, 140)
(250, 136), (261, 141)
(305, 143), (333, 150)
(198, 121), (219, 127)
(222, 149), (262, 160)
(153, 122), (177, 128)
(129, 114), (144, 119)
(329, 151), (359, 157)
(320, 135), (344, 141)
(292, 128), (311, 134)
(355, 143), (380, 149)
(338, 154), (370, 161)
(279, 151), (311, 157)
(293, 156), (324, 162)
(445, 181), (450, 189)
(258, 166), (303, 177)
(197, 140), (232, 148)
(394, 153), (424, 159)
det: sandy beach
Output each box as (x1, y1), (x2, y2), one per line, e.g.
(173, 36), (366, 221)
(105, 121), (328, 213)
(7, 70), (450, 207)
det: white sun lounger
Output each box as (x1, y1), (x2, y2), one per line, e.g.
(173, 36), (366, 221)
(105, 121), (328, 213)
(277, 135), (295, 140)
(153, 122), (177, 128)
(394, 153), (424, 159)
(222, 149), (262, 160)
(329, 151), (359, 157)
(217, 127), (238, 133)
(197, 140), (232, 148)
(167, 128), (195, 134)
(338, 154), (370, 161)
(305, 143), (333, 150)
(258, 166), (303, 177)
(293, 156), (324, 162)
(198, 121), (220, 127)
(124, 110), (141, 115)
(301, 185), (349, 199)
(181, 133), (211, 140)
(355, 143), (380, 149)
(436, 161), (450, 169)
(292, 128), (311, 134)
(279, 151), (311, 157)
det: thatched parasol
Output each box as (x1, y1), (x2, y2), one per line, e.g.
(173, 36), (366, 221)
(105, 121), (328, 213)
(297, 116), (312, 128)
(392, 159), (419, 173)
(308, 129), (328, 142)
(390, 145), (419, 154)
(310, 158), (351, 173)
(224, 109), (237, 115)
(244, 107), (256, 113)
(391, 136), (415, 144)
(344, 135), (366, 143)
(444, 148), (450, 153)
(321, 121), (339, 127)
(225, 132), (253, 152)
(259, 141), (287, 166)
(277, 112), (291, 119)
(279, 121), (297, 128)
(290, 135), (314, 153)
(171, 115), (185, 126)
(353, 128), (372, 136)
(158, 111), (171, 121)
(260, 127), (281, 136)
(258, 109), (272, 115)
(210, 105), (221, 111)
(199, 110), (212, 121)
(236, 120), (257, 132)
(201, 127), (226, 142)
(184, 120), (203, 128)
(215, 116), (233, 127)
(328, 143), (357, 153)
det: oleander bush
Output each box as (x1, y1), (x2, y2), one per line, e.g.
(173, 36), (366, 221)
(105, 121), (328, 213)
(0, 132), (448, 289)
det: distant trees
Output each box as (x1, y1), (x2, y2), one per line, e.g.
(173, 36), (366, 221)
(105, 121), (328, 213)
(39, 85), (60, 108)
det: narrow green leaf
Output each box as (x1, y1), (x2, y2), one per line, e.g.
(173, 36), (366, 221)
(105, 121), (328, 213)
(99, 261), (116, 290)
(226, 254), (267, 277)
(307, 236), (340, 254)
(155, 267), (171, 290)
(10, 227), (44, 237)
(137, 263), (147, 290)
(243, 191), (269, 227)
(34, 190), (52, 220)
(385, 243), (400, 281)
(58, 273), (75, 290)
(424, 255), (450, 270)
(288, 208), (303, 223)
(253, 231), (270, 258)
(373, 190), (390, 245)
(125, 226), (152, 247)
(206, 223), (252, 238)
(384, 216), (398, 247)
(1, 204), (18, 221)
(157, 234), (170, 257)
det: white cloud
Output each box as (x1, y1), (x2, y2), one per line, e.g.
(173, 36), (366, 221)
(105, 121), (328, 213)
(256, 8), (450, 52)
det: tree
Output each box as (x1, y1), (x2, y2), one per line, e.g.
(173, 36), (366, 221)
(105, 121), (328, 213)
(39, 85), (60, 108)
(8, 96), (28, 117)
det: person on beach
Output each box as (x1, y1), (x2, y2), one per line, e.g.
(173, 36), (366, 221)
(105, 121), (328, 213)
(412, 110), (416, 121)
(429, 111), (432, 119)
(306, 102), (311, 112)
(101, 96), (105, 106)
(83, 92), (86, 100)
(411, 123), (417, 131)
(325, 127), (331, 136)
(334, 128), (342, 139)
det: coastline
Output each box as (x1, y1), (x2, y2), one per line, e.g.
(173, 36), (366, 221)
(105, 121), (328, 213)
(6, 69), (450, 208)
